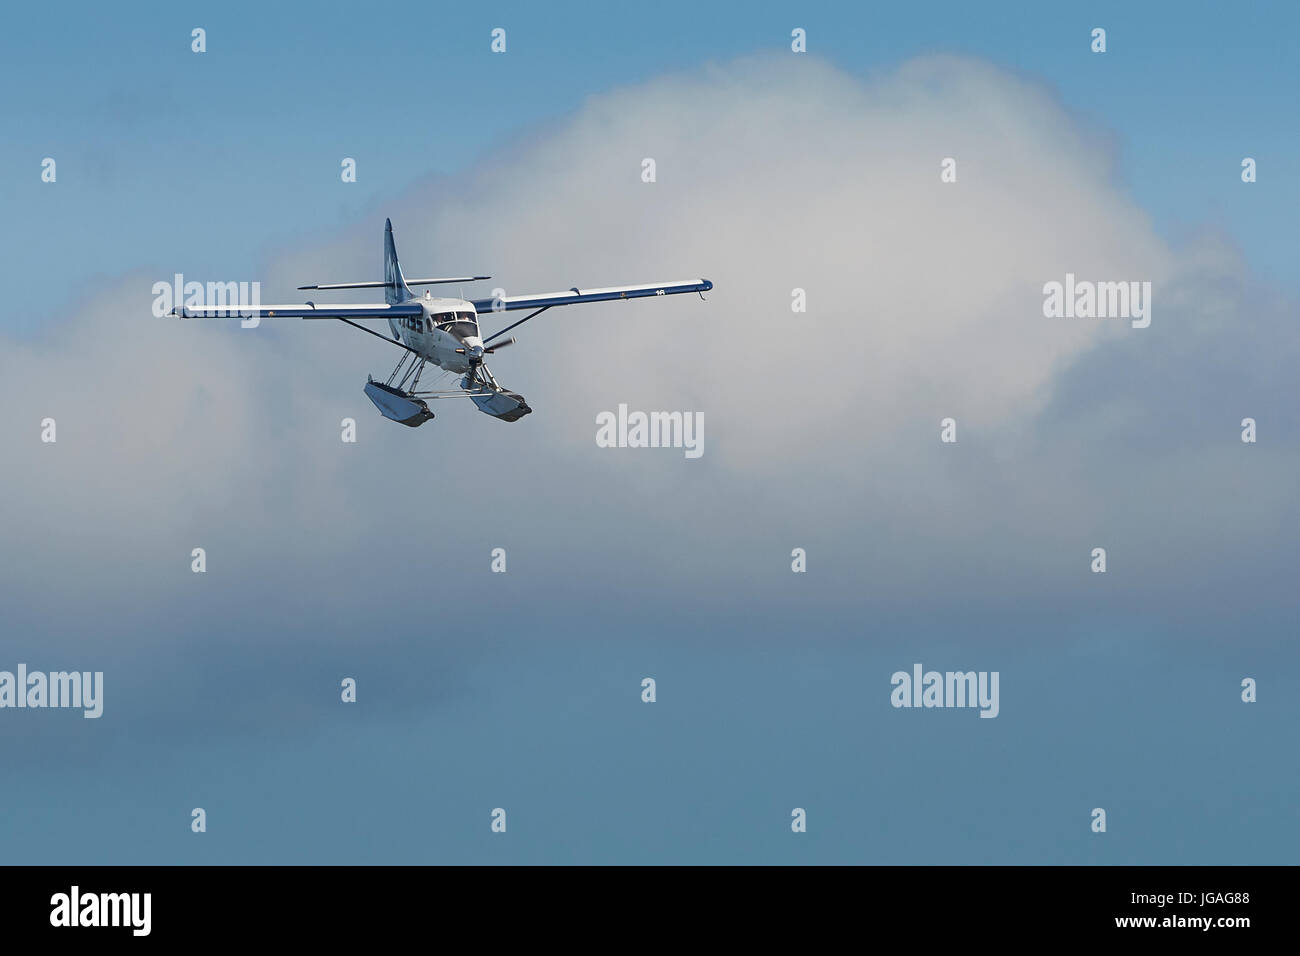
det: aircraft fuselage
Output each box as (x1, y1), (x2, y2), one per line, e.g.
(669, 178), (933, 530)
(392, 296), (485, 373)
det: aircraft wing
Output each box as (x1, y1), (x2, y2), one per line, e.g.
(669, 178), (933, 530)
(172, 303), (425, 320)
(471, 279), (712, 314)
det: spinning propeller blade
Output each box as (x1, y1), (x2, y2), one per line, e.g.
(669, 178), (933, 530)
(457, 337), (515, 355)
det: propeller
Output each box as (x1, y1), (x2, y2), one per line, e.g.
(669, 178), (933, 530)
(455, 337), (515, 357)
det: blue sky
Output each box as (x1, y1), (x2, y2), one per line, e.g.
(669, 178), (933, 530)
(2, 0), (1296, 328)
(0, 1), (1297, 864)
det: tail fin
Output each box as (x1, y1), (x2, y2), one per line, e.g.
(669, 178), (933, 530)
(383, 218), (413, 305)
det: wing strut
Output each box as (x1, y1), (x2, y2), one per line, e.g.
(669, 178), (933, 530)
(337, 317), (422, 354)
(483, 306), (551, 345)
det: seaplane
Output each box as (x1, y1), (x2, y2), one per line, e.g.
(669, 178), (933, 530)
(171, 219), (712, 426)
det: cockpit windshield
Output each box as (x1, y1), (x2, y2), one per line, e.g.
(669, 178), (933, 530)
(435, 311), (479, 341)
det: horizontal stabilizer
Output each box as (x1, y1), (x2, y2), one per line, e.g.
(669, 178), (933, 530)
(298, 277), (490, 290)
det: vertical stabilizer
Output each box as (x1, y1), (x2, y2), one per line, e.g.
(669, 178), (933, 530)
(383, 218), (413, 305)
